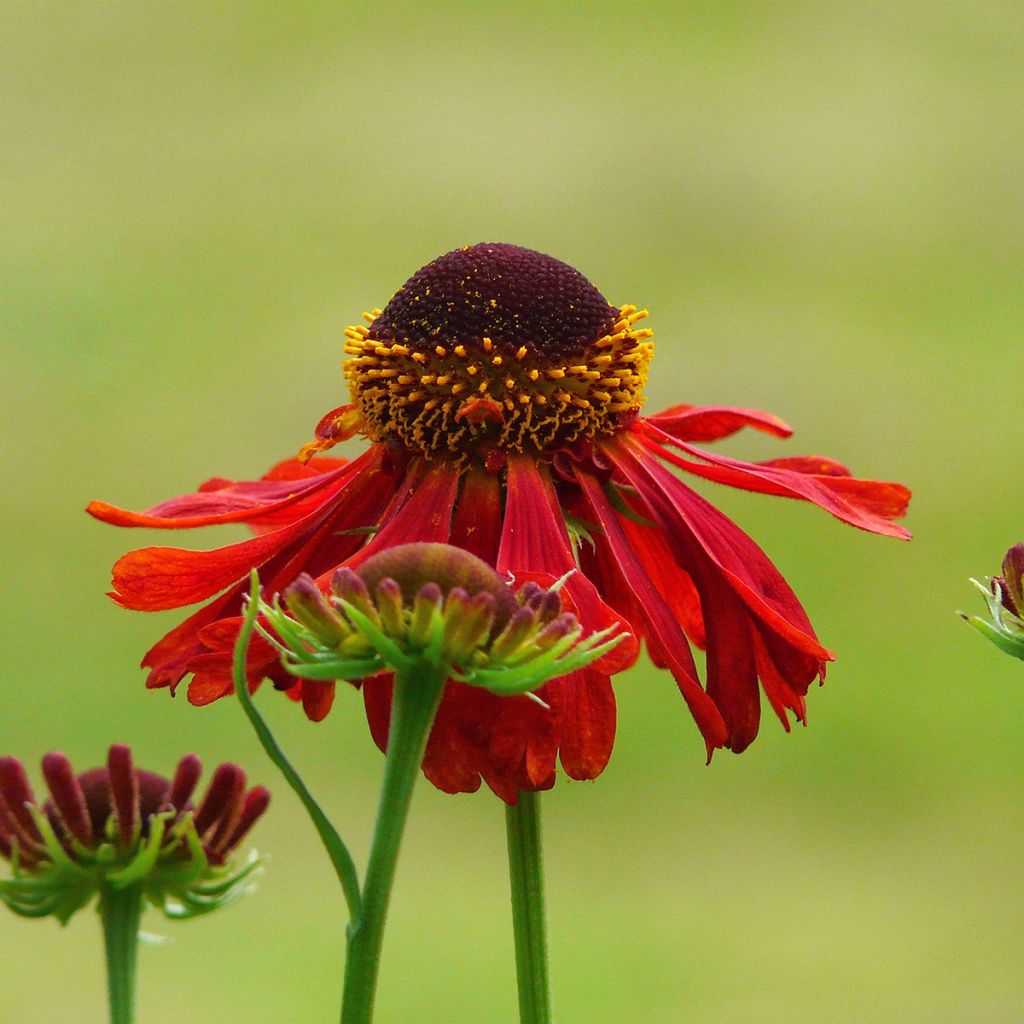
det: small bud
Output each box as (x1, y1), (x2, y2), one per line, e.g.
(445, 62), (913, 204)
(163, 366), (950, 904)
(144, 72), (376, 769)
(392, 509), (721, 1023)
(408, 583), (443, 648)
(374, 578), (406, 639)
(442, 590), (497, 663)
(284, 574), (349, 645)
(331, 568), (379, 624)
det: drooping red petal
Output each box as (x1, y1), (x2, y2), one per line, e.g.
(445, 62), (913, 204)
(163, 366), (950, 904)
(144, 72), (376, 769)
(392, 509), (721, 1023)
(752, 628), (809, 731)
(363, 676), (491, 796)
(107, 488), (359, 612)
(637, 422), (911, 539)
(87, 457), (356, 531)
(758, 456), (851, 477)
(301, 681), (337, 722)
(646, 404), (793, 442)
(107, 448), (395, 612)
(141, 589), (241, 690)
(688, 557), (761, 752)
(547, 669), (617, 781)
(259, 456), (350, 481)
(604, 435), (832, 661)
(499, 454), (638, 675)
(185, 616), (303, 707)
(576, 469), (727, 756)
(617, 514), (705, 649)
(140, 449), (397, 693)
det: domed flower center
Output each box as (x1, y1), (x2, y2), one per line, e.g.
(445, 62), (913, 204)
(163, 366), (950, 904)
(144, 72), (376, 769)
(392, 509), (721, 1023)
(344, 243), (653, 460)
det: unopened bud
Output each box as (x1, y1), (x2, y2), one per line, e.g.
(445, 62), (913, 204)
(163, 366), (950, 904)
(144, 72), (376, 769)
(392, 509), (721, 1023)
(284, 574), (348, 645)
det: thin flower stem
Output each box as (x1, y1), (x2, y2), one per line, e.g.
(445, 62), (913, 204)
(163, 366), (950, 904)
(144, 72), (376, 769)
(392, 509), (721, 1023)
(234, 571), (363, 922)
(99, 884), (142, 1024)
(341, 663), (447, 1024)
(505, 790), (553, 1024)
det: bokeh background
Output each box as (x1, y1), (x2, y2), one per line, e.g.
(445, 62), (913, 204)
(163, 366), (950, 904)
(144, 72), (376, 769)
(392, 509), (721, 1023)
(3, 3), (1022, 1022)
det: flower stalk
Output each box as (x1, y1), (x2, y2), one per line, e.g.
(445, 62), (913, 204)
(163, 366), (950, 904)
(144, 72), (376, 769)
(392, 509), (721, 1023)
(99, 884), (143, 1024)
(233, 575), (362, 922)
(506, 790), (552, 1024)
(341, 662), (447, 1024)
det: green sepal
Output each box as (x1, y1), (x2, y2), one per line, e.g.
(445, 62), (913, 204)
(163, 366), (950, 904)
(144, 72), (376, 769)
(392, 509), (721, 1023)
(606, 481), (656, 527)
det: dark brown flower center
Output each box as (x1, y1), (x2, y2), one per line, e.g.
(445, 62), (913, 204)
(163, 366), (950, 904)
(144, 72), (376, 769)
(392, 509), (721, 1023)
(367, 243), (618, 361)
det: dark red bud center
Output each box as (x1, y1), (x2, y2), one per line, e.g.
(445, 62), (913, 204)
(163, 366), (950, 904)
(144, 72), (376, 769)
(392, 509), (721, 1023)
(355, 542), (519, 629)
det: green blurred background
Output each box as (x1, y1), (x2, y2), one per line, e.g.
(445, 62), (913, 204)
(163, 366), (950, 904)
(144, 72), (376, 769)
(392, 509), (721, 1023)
(2, 3), (1022, 1021)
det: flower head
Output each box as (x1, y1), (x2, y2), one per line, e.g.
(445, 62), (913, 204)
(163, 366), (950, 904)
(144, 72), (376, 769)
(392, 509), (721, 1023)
(89, 242), (911, 802)
(0, 745), (268, 922)
(962, 542), (1024, 661)
(338, 245), (649, 462)
(264, 542), (625, 696)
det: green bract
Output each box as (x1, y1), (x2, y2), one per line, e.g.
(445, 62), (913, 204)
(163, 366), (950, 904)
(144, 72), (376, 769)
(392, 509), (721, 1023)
(962, 577), (1024, 662)
(256, 542), (626, 696)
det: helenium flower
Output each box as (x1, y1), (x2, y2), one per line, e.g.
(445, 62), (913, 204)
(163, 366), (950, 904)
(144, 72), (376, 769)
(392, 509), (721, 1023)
(89, 243), (911, 801)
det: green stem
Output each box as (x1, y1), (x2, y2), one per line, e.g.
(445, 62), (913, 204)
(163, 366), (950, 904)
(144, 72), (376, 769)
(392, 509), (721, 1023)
(99, 884), (142, 1024)
(341, 663), (447, 1024)
(505, 790), (553, 1024)
(234, 572), (363, 922)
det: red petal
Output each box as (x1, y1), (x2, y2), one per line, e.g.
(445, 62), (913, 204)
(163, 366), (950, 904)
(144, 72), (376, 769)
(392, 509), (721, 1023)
(499, 455), (638, 675)
(421, 684), (494, 795)
(646, 404), (792, 442)
(604, 436), (832, 661)
(107, 451), (391, 611)
(259, 456), (349, 481)
(548, 670), (617, 781)
(87, 458), (356, 531)
(141, 591), (239, 691)
(759, 456), (851, 477)
(752, 629), (810, 731)
(690, 561), (761, 752)
(361, 674), (394, 757)
(450, 467), (501, 563)
(139, 451), (397, 689)
(618, 515), (705, 649)
(343, 459), (460, 570)
(489, 692), (559, 796)
(576, 469), (727, 755)
(639, 423), (911, 539)
(301, 681), (336, 722)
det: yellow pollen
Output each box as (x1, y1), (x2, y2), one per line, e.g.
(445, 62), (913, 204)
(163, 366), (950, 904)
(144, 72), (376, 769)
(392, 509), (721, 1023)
(341, 306), (653, 460)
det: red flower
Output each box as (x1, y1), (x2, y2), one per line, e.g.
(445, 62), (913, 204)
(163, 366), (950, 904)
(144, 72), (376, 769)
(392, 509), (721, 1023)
(89, 244), (910, 802)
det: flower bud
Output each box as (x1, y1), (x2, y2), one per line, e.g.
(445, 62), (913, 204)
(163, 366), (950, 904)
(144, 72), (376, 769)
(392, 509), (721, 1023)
(962, 542), (1024, 662)
(260, 542), (629, 697)
(0, 746), (268, 923)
